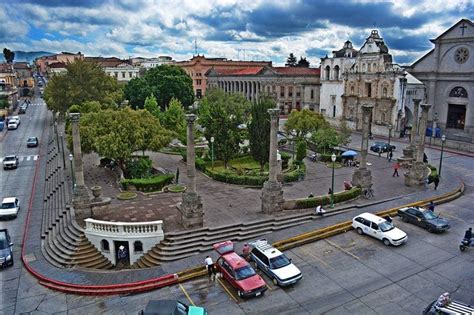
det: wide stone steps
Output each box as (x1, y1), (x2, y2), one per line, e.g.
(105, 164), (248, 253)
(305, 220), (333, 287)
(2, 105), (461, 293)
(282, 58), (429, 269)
(132, 211), (316, 268)
(40, 130), (113, 271)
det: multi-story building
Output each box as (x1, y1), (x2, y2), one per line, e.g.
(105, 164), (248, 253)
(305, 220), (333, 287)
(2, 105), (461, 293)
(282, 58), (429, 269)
(35, 52), (84, 74)
(407, 19), (474, 141)
(138, 56), (174, 69)
(174, 55), (271, 99)
(206, 66), (320, 114)
(0, 63), (18, 111)
(13, 62), (34, 97)
(85, 57), (140, 82)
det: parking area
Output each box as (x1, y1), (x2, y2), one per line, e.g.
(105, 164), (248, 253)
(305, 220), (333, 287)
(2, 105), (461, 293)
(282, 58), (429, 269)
(165, 199), (474, 314)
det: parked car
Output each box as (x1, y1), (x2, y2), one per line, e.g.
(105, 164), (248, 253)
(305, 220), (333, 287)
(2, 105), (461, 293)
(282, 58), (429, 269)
(27, 137), (39, 148)
(19, 105), (27, 114)
(352, 212), (408, 246)
(370, 142), (395, 153)
(7, 120), (19, 130)
(3, 155), (19, 170)
(0, 229), (14, 268)
(249, 239), (302, 286)
(398, 206), (450, 233)
(139, 299), (207, 315)
(1, 197), (20, 218)
(213, 240), (267, 298)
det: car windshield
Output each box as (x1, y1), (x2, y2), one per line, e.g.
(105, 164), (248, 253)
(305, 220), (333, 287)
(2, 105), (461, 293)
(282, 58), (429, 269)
(4, 156), (15, 161)
(1, 202), (15, 209)
(423, 211), (438, 220)
(379, 221), (394, 232)
(269, 255), (291, 269)
(27, 138), (36, 142)
(235, 265), (256, 280)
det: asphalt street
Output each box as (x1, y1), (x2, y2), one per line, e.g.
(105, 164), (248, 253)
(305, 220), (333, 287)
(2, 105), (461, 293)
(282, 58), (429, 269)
(1, 107), (473, 314)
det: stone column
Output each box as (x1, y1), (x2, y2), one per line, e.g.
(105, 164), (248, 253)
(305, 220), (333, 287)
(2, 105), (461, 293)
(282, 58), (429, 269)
(261, 109), (284, 213)
(69, 113), (92, 221)
(352, 105), (373, 189)
(400, 98), (421, 163)
(177, 114), (203, 228)
(404, 104), (432, 187)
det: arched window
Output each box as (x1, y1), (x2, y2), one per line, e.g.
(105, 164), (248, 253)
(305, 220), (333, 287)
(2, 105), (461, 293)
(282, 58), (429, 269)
(101, 239), (109, 252)
(381, 113), (386, 123)
(367, 64), (371, 72)
(350, 86), (355, 95)
(449, 87), (468, 98)
(325, 66), (330, 80)
(373, 63), (377, 72)
(382, 87), (388, 97)
(134, 241), (143, 253)
(334, 65), (340, 80)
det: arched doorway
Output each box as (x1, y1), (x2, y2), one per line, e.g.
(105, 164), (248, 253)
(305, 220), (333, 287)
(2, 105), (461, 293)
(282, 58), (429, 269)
(446, 86), (468, 130)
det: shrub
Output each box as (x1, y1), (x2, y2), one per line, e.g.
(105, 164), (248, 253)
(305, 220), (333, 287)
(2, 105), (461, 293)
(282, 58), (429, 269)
(280, 152), (290, 169)
(294, 187), (361, 209)
(296, 140), (307, 162)
(126, 156), (152, 179)
(283, 161), (306, 182)
(121, 174), (174, 192)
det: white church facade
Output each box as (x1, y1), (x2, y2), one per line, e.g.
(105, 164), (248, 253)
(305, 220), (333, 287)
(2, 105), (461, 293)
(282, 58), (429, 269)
(407, 19), (474, 142)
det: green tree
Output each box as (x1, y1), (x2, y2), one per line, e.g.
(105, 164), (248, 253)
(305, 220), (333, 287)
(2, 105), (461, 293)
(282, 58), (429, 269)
(312, 128), (339, 154)
(338, 117), (352, 146)
(44, 59), (123, 114)
(68, 101), (102, 114)
(285, 108), (328, 139)
(296, 140), (307, 162)
(249, 96), (274, 171)
(3, 48), (14, 63)
(124, 65), (194, 110)
(297, 57), (310, 67)
(285, 53), (297, 67)
(144, 93), (159, 116)
(77, 107), (173, 171)
(199, 89), (250, 168)
(160, 97), (186, 142)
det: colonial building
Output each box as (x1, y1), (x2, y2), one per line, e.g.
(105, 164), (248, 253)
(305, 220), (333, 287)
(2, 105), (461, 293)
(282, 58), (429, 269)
(13, 62), (34, 97)
(319, 30), (425, 136)
(407, 19), (474, 141)
(174, 55), (271, 99)
(0, 63), (18, 110)
(35, 52), (84, 74)
(47, 62), (67, 75)
(85, 57), (140, 82)
(206, 66), (320, 114)
(138, 56), (174, 69)
(320, 41), (358, 122)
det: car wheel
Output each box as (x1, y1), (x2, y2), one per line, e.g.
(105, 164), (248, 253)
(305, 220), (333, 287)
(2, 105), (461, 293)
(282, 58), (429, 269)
(427, 227), (434, 233)
(460, 245), (466, 252)
(11, 257), (14, 266)
(237, 290), (243, 297)
(357, 227), (363, 235)
(383, 238), (391, 246)
(272, 277), (278, 286)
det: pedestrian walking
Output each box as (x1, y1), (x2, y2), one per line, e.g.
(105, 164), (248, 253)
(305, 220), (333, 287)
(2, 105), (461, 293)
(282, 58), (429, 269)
(388, 150), (393, 162)
(433, 176), (440, 190)
(328, 188), (333, 195)
(117, 245), (128, 266)
(204, 255), (214, 279)
(428, 201), (435, 212)
(392, 162), (400, 177)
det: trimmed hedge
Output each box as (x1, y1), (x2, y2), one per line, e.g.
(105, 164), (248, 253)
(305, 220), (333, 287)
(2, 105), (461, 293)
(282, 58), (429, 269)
(121, 174), (174, 192)
(283, 162), (306, 182)
(294, 187), (361, 209)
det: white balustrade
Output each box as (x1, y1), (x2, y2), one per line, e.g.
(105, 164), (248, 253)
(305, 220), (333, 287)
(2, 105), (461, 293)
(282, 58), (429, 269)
(85, 218), (163, 237)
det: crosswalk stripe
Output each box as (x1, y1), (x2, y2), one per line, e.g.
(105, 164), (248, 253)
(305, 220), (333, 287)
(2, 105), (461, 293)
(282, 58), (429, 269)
(34, 155), (39, 160)
(0, 155), (39, 163)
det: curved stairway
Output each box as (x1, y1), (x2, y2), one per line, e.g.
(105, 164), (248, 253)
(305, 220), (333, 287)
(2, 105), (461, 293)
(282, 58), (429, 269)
(132, 210), (320, 268)
(40, 131), (113, 270)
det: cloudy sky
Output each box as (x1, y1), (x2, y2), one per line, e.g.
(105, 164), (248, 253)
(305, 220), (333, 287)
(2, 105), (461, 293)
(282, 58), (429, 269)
(1, 0), (472, 65)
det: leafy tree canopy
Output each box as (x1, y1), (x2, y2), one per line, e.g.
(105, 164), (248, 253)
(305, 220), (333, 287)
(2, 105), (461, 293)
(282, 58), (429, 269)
(144, 93), (159, 116)
(312, 128), (339, 154)
(160, 97), (186, 138)
(78, 107), (173, 169)
(249, 95), (274, 170)
(198, 89), (250, 168)
(3, 48), (14, 63)
(44, 60), (123, 113)
(285, 53), (297, 67)
(124, 65), (194, 110)
(285, 108), (329, 139)
(297, 57), (310, 68)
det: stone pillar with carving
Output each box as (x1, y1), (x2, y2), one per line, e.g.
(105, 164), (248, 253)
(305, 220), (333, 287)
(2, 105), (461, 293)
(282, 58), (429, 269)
(405, 104), (432, 186)
(177, 114), (203, 228)
(401, 99), (421, 161)
(352, 105), (373, 189)
(69, 113), (92, 222)
(261, 109), (284, 213)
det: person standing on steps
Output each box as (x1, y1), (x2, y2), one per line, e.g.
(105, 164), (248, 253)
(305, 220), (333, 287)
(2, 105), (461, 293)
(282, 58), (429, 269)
(392, 162), (400, 177)
(117, 245), (128, 267)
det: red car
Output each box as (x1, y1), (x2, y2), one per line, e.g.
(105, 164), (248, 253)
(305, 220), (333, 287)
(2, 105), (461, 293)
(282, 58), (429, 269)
(213, 241), (267, 298)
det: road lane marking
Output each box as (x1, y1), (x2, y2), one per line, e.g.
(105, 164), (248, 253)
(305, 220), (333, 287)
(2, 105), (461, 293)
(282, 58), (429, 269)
(325, 239), (360, 260)
(216, 277), (239, 303)
(301, 247), (335, 270)
(179, 283), (195, 306)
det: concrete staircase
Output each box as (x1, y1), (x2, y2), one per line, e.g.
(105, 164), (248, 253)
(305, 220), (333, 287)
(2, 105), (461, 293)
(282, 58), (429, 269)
(40, 134), (113, 270)
(132, 211), (319, 268)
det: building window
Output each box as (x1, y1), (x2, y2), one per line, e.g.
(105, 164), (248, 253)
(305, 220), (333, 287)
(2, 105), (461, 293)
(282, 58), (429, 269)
(447, 104), (466, 129)
(280, 86), (285, 97)
(367, 64), (371, 72)
(296, 88), (301, 97)
(196, 89), (202, 98)
(351, 86), (355, 95)
(334, 65), (340, 80)
(122, 72), (126, 78)
(134, 241), (143, 253)
(114, 72), (118, 78)
(289, 86), (293, 97)
(321, 108), (326, 115)
(382, 87), (388, 98)
(310, 89), (314, 99)
(366, 83), (372, 97)
(325, 65), (330, 80)
(101, 239), (109, 252)
(196, 79), (202, 85)
(449, 87), (468, 98)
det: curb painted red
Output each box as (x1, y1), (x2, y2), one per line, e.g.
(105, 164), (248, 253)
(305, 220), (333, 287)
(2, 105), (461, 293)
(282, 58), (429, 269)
(21, 111), (180, 295)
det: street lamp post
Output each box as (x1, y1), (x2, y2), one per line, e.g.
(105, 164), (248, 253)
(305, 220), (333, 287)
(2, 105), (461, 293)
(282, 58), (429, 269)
(330, 153), (336, 208)
(439, 135), (446, 177)
(68, 154), (75, 194)
(210, 136), (215, 170)
(387, 124), (392, 160)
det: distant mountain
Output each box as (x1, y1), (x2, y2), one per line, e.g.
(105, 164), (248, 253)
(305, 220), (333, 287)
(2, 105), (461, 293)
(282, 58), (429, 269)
(1, 51), (55, 63)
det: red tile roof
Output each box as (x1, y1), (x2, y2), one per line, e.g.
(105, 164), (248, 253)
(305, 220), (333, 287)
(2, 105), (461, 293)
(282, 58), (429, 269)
(214, 67), (264, 75)
(273, 67), (320, 75)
